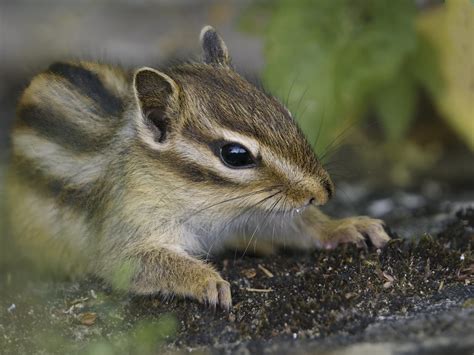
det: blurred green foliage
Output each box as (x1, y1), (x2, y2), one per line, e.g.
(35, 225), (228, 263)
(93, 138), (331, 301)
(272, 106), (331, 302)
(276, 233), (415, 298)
(83, 315), (177, 355)
(111, 259), (138, 292)
(242, 0), (471, 157)
(417, 0), (474, 150)
(0, 269), (177, 355)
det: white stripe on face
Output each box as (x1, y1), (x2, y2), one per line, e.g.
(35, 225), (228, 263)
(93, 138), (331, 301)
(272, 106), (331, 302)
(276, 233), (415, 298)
(175, 126), (315, 187)
(172, 138), (260, 184)
(217, 128), (260, 158)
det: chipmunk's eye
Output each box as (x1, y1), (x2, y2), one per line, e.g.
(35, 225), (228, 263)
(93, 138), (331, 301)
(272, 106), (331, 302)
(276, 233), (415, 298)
(220, 143), (255, 169)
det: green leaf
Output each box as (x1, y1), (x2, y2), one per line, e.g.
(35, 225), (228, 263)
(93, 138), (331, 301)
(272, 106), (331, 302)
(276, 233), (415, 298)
(417, 0), (474, 150)
(374, 69), (417, 141)
(255, 0), (420, 152)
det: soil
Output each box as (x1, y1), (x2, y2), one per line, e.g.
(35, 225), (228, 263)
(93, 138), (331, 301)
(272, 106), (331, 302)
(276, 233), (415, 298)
(1, 185), (473, 354)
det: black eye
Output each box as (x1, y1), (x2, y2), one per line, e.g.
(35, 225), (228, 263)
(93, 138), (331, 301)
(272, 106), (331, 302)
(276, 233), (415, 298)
(220, 143), (255, 168)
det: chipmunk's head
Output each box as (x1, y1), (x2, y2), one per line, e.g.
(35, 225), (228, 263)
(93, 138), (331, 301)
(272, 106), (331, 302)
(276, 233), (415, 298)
(132, 26), (333, 220)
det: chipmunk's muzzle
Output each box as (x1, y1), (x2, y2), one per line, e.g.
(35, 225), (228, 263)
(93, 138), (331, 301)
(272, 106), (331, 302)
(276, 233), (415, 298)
(288, 175), (334, 208)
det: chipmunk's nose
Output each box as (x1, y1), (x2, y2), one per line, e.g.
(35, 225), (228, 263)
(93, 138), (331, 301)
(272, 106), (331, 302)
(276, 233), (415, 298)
(308, 193), (329, 206)
(291, 176), (334, 207)
(307, 194), (327, 206)
(306, 179), (333, 206)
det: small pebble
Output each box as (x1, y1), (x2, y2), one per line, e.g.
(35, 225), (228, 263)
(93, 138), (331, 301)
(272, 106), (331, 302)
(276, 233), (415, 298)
(242, 268), (257, 279)
(78, 312), (97, 326)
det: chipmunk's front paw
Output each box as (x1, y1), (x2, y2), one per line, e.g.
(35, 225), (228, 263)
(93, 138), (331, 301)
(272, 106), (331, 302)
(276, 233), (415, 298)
(191, 268), (232, 310)
(319, 216), (390, 250)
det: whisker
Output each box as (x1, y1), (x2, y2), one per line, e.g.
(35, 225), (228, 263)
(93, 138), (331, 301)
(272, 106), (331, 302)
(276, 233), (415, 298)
(181, 186), (281, 223)
(298, 103), (309, 121)
(319, 120), (360, 163)
(205, 189), (283, 259)
(285, 73), (299, 108)
(294, 87), (309, 118)
(335, 184), (357, 214)
(241, 193), (283, 258)
(319, 116), (383, 164)
(235, 189), (283, 233)
(312, 109), (326, 151)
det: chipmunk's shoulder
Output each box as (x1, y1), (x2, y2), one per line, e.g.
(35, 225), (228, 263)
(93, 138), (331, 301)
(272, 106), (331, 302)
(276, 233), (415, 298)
(14, 60), (131, 154)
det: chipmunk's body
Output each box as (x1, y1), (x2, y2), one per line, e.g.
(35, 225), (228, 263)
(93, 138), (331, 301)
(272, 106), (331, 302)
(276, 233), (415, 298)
(7, 27), (389, 307)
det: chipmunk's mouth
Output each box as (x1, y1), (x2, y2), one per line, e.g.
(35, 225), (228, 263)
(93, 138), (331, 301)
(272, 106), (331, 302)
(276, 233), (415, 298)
(269, 203), (311, 216)
(249, 191), (316, 217)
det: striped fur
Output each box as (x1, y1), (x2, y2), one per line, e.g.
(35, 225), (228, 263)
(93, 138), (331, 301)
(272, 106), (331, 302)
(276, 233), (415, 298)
(8, 61), (130, 271)
(7, 26), (389, 309)
(12, 61), (128, 200)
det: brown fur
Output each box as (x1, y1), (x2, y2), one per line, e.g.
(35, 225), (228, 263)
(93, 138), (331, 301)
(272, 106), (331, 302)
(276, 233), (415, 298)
(7, 26), (390, 308)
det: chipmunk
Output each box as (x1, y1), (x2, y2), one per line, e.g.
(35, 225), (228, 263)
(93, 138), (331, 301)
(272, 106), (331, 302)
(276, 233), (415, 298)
(7, 26), (390, 308)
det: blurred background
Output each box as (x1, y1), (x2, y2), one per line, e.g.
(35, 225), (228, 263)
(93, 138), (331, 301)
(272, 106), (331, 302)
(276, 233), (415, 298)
(0, 1), (473, 353)
(0, 0), (473, 188)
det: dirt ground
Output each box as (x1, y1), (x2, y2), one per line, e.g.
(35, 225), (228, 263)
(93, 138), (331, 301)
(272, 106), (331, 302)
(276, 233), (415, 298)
(1, 184), (473, 354)
(0, 3), (472, 354)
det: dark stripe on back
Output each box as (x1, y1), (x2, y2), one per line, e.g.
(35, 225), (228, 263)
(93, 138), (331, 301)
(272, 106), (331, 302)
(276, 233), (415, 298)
(12, 154), (96, 211)
(48, 62), (123, 116)
(17, 104), (109, 153)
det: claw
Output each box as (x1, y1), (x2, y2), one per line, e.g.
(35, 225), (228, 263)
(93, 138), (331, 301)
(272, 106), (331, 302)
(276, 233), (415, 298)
(201, 279), (231, 310)
(317, 216), (391, 250)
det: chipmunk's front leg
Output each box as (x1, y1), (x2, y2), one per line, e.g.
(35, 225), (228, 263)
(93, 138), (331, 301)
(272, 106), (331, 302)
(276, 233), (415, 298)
(102, 245), (231, 309)
(299, 206), (391, 250)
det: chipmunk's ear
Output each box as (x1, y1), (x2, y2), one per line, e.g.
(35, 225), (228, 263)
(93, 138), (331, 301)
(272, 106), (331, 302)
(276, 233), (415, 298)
(200, 25), (231, 67)
(133, 67), (180, 145)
